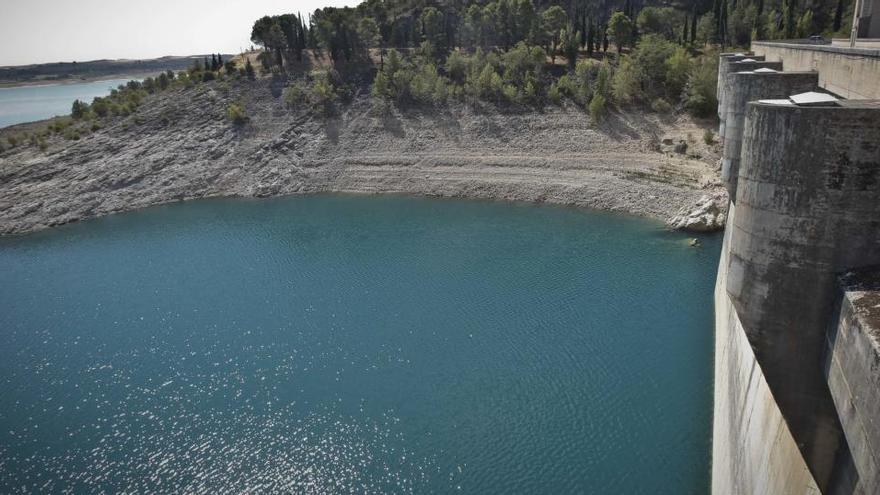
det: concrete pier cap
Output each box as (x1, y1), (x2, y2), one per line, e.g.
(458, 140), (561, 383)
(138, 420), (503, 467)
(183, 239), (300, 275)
(717, 60), (782, 140)
(727, 98), (880, 490)
(716, 53), (763, 119)
(721, 71), (819, 198)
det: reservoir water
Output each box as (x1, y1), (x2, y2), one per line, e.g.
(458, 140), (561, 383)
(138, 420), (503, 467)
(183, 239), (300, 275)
(0, 79), (133, 128)
(0, 195), (720, 493)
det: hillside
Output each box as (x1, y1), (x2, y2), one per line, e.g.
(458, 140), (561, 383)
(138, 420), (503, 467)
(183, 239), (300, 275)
(0, 76), (724, 236)
(0, 55), (236, 87)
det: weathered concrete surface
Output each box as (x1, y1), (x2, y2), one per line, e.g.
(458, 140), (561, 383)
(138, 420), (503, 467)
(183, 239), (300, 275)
(716, 54), (765, 137)
(753, 41), (880, 99)
(717, 61), (782, 139)
(825, 269), (880, 495)
(713, 202), (821, 495)
(716, 53), (758, 116)
(718, 57), (782, 122)
(727, 100), (880, 490)
(721, 71), (818, 198)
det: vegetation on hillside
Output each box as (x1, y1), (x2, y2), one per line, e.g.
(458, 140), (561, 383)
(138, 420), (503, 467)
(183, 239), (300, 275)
(1, 0), (853, 156)
(242, 0), (849, 119)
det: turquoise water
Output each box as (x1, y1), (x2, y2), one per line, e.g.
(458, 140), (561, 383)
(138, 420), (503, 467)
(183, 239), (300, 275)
(0, 195), (720, 493)
(0, 79), (133, 128)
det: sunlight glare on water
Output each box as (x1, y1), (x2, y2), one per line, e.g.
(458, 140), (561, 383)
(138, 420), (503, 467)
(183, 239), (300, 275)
(0, 194), (720, 494)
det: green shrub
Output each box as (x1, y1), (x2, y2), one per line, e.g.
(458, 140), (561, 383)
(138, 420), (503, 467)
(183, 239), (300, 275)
(312, 78), (336, 105)
(63, 127), (81, 140)
(547, 82), (562, 104)
(502, 84), (518, 102)
(556, 74), (577, 99)
(611, 57), (639, 104)
(30, 134), (48, 151)
(283, 82), (307, 108)
(7, 135), (18, 147)
(474, 63), (503, 100)
(703, 129), (714, 144)
(408, 63), (448, 104)
(590, 93), (607, 121)
(91, 97), (110, 118)
(651, 98), (673, 113)
(226, 103), (248, 125)
(445, 50), (469, 85)
(595, 62), (611, 98)
(71, 99), (89, 119)
(685, 53), (719, 118)
(664, 47), (692, 99)
(523, 76), (539, 103)
(372, 71), (391, 99)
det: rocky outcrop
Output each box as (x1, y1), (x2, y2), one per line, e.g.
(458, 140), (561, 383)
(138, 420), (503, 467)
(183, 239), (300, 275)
(667, 194), (727, 232)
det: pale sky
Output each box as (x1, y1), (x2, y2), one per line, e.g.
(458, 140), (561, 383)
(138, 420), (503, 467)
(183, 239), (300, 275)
(0, 0), (355, 67)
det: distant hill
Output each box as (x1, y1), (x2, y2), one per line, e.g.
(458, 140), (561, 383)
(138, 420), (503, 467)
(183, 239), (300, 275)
(0, 55), (236, 86)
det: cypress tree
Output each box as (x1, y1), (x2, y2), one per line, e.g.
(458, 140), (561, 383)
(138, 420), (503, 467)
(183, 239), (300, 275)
(587, 19), (594, 56)
(721, 0), (728, 45)
(581, 12), (587, 47)
(833, 0), (843, 31)
(691, 7), (698, 42)
(602, 26), (609, 52)
(683, 16), (689, 45)
(784, 0), (795, 38)
(204, 56), (210, 72)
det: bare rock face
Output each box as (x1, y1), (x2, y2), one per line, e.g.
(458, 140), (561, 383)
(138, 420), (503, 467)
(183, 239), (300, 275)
(667, 194), (727, 232)
(0, 79), (725, 236)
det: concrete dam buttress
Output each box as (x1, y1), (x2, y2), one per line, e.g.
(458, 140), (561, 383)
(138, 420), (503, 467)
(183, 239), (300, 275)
(712, 40), (880, 495)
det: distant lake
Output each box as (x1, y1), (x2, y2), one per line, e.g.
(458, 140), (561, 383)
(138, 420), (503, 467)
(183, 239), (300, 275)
(0, 195), (720, 493)
(0, 79), (134, 128)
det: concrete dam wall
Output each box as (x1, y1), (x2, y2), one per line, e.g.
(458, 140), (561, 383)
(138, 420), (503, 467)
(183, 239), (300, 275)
(712, 44), (880, 495)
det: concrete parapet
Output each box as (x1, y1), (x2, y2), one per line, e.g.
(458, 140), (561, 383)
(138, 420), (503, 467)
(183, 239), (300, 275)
(727, 99), (880, 489)
(753, 41), (880, 99)
(721, 71), (819, 198)
(825, 269), (880, 495)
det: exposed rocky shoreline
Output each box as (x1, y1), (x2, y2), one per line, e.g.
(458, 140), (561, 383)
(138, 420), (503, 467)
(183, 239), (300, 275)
(0, 78), (726, 236)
